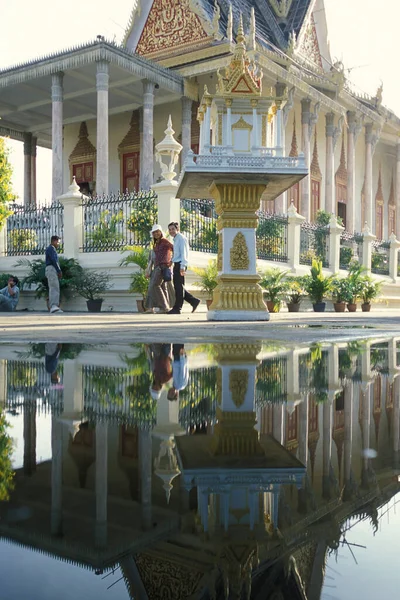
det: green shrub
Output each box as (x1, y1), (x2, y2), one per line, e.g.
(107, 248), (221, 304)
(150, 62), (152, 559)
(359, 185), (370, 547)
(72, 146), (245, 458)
(9, 229), (37, 252)
(88, 210), (123, 248)
(15, 257), (82, 301)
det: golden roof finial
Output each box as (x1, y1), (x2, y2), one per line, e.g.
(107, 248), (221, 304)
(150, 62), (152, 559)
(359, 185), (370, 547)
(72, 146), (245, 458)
(237, 13), (245, 43)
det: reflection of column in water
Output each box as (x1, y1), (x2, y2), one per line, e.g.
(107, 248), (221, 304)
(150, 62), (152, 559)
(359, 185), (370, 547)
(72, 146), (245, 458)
(343, 382), (354, 499)
(272, 404), (285, 445)
(51, 416), (63, 536)
(360, 383), (372, 488)
(95, 422), (108, 548)
(139, 428), (152, 531)
(322, 397), (333, 499)
(23, 402), (37, 476)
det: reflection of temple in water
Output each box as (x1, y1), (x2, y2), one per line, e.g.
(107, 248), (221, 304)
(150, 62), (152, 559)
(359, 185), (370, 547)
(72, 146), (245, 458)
(0, 338), (399, 599)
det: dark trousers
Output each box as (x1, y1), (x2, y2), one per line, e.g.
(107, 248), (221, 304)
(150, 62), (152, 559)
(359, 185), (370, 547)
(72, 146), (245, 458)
(172, 262), (197, 311)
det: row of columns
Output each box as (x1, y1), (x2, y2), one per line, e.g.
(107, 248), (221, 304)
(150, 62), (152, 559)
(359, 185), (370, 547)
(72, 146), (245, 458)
(23, 133), (37, 207)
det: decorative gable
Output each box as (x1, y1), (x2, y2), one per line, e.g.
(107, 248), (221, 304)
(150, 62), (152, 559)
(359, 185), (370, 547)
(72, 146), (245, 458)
(136, 0), (215, 57)
(310, 134), (321, 180)
(269, 0), (293, 18)
(335, 137), (347, 185)
(297, 14), (323, 70)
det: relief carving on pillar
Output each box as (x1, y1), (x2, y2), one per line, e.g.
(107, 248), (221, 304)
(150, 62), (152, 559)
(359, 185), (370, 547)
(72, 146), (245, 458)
(136, 0), (209, 57)
(229, 369), (249, 408)
(230, 232), (249, 270)
(217, 233), (223, 271)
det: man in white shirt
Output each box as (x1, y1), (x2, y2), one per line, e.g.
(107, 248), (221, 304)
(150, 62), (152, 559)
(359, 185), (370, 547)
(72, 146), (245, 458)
(167, 222), (200, 314)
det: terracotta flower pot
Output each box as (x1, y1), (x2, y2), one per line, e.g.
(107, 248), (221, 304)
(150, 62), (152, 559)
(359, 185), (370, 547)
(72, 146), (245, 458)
(266, 301), (280, 313)
(136, 299), (145, 313)
(361, 302), (371, 312)
(347, 303), (357, 312)
(333, 302), (346, 313)
(287, 302), (300, 312)
(206, 299), (213, 310)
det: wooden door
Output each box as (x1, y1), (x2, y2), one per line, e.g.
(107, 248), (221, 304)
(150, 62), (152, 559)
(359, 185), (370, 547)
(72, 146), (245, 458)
(338, 202), (347, 228)
(73, 161), (94, 194)
(123, 152), (140, 192)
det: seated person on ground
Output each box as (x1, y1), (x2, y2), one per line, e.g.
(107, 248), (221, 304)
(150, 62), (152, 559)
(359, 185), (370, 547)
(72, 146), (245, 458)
(0, 276), (20, 312)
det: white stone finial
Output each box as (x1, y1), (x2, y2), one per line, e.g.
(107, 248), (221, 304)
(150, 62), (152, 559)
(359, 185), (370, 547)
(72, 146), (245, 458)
(155, 115), (183, 181)
(70, 176), (80, 194)
(362, 222), (370, 235)
(389, 231), (397, 243)
(227, 2), (233, 42)
(287, 201), (298, 216)
(249, 7), (256, 51)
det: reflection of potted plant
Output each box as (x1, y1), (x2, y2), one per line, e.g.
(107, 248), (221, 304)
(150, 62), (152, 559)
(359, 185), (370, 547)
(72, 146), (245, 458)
(330, 277), (350, 312)
(304, 259), (333, 312)
(193, 260), (218, 309)
(346, 262), (366, 312)
(120, 246), (150, 312)
(259, 268), (289, 313)
(285, 276), (306, 312)
(361, 277), (382, 312)
(71, 268), (112, 312)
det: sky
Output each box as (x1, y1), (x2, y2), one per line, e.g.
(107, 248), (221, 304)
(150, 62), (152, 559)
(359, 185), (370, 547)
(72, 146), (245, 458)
(1, 0), (399, 201)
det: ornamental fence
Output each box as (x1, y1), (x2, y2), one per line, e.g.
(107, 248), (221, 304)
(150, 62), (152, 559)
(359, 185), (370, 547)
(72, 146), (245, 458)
(256, 211), (288, 262)
(339, 231), (363, 270)
(300, 221), (330, 268)
(180, 198), (218, 254)
(6, 202), (64, 257)
(371, 240), (390, 276)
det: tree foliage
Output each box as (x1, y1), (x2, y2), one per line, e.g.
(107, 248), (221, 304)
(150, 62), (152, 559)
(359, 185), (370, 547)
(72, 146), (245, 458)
(0, 138), (15, 230)
(0, 410), (14, 501)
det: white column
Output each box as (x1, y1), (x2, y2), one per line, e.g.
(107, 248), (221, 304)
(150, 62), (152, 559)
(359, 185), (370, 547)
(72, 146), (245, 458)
(325, 113), (335, 214)
(273, 405), (285, 445)
(141, 80), (155, 190)
(203, 101), (212, 152)
(287, 203), (305, 269)
(251, 100), (258, 151)
(58, 178), (85, 259)
(329, 214), (345, 276)
(364, 124), (374, 229)
(51, 72), (64, 203)
(347, 112), (357, 233)
(139, 107), (144, 189)
(96, 422), (108, 547)
(393, 377), (400, 457)
(300, 99), (311, 220)
(361, 386), (371, 481)
(31, 136), (37, 207)
(226, 100), (233, 152)
(181, 97), (192, 164)
(51, 416), (63, 535)
(96, 60), (109, 196)
(299, 396), (309, 467)
(23, 133), (32, 207)
(322, 398), (333, 498)
(389, 233), (400, 282)
(343, 383), (353, 488)
(362, 225), (376, 274)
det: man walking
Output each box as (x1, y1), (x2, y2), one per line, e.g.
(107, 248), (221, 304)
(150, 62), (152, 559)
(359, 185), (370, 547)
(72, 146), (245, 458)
(167, 222), (200, 314)
(45, 235), (63, 313)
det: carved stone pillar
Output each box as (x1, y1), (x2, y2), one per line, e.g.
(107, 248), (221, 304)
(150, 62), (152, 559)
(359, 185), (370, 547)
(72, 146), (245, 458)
(96, 61), (109, 196)
(31, 136), (37, 206)
(141, 80), (155, 190)
(347, 112), (357, 233)
(325, 113), (335, 214)
(51, 72), (64, 202)
(300, 99), (311, 220)
(364, 123), (374, 228)
(23, 133), (32, 207)
(181, 97), (192, 164)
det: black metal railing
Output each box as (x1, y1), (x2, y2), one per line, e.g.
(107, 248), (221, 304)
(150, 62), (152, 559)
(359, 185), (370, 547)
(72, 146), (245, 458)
(371, 240), (390, 275)
(6, 202), (64, 256)
(178, 366), (217, 428)
(299, 222), (329, 268)
(180, 198), (218, 253)
(6, 359), (64, 415)
(82, 190), (157, 252)
(256, 212), (288, 262)
(256, 356), (288, 405)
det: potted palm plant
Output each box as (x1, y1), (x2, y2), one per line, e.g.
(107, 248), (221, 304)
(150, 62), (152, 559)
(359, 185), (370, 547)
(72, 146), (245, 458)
(285, 276), (306, 312)
(304, 259), (333, 312)
(120, 246), (150, 312)
(71, 268), (112, 312)
(193, 259), (218, 309)
(346, 262), (367, 312)
(330, 277), (350, 312)
(259, 268), (289, 313)
(360, 277), (382, 312)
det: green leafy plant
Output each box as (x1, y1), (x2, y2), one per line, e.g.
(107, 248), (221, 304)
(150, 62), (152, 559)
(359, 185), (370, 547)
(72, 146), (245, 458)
(346, 261), (367, 303)
(285, 276), (306, 304)
(8, 229), (37, 253)
(361, 277), (382, 304)
(330, 277), (352, 304)
(127, 199), (158, 245)
(88, 210), (123, 248)
(15, 257), (83, 301)
(340, 246), (353, 267)
(259, 268), (290, 310)
(0, 138), (15, 230)
(0, 410), (14, 501)
(304, 259), (333, 304)
(193, 259), (218, 298)
(120, 245), (151, 299)
(70, 268), (112, 301)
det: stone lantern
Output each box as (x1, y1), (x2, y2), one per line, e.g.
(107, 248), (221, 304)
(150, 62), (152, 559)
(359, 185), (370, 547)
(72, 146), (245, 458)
(152, 115), (182, 231)
(177, 17), (307, 321)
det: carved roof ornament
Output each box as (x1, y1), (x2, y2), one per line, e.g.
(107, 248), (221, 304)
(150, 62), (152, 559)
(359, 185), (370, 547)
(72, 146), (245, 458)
(310, 133), (321, 180)
(122, 0), (142, 46)
(335, 136), (347, 184)
(189, 0), (223, 40)
(287, 30), (296, 57)
(216, 15), (262, 97)
(118, 110), (140, 154)
(330, 59), (346, 91)
(69, 121), (96, 162)
(248, 7), (256, 52)
(289, 115), (298, 157)
(375, 82), (383, 109)
(227, 2), (233, 42)
(375, 165), (384, 203)
(269, 0), (293, 18)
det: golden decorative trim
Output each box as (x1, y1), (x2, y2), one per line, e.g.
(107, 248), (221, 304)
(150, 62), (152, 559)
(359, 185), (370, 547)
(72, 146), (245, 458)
(230, 232), (250, 270)
(211, 276), (266, 311)
(209, 183), (265, 212)
(231, 116), (253, 130)
(229, 369), (248, 408)
(69, 122), (96, 162)
(217, 217), (258, 231)
(211, 409), (263, 456)
(217, 233), (223, 270)
(214, 343), (262, 363)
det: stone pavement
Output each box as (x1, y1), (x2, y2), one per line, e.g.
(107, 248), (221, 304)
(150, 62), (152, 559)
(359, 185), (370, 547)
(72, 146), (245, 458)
(1, 306), (400, 344)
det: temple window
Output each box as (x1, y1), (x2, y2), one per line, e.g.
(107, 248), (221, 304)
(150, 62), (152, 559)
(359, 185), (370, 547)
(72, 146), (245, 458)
(310, 134), (322, 221)
(68, 122), (96, 195)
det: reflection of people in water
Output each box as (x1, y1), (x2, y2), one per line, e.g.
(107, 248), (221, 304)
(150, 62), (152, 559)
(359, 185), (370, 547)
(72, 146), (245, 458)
(45, 343), (62, 384)
(167, 344), (189, 401)
(148, 343), (172, 400)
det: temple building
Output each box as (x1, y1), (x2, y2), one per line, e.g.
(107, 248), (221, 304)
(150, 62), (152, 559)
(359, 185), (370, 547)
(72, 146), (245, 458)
(1, 0), (400, 238)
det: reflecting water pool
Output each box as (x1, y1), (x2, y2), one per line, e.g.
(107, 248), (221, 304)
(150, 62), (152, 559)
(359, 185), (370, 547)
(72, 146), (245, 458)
(0, 339), (399, 600)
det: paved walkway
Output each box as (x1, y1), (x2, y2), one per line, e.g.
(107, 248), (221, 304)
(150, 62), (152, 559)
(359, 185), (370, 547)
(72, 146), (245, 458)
(2, 307), (400, 344)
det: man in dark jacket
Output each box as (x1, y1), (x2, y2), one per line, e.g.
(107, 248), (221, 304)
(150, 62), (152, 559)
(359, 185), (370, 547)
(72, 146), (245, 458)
(45, 235), (63, 313)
